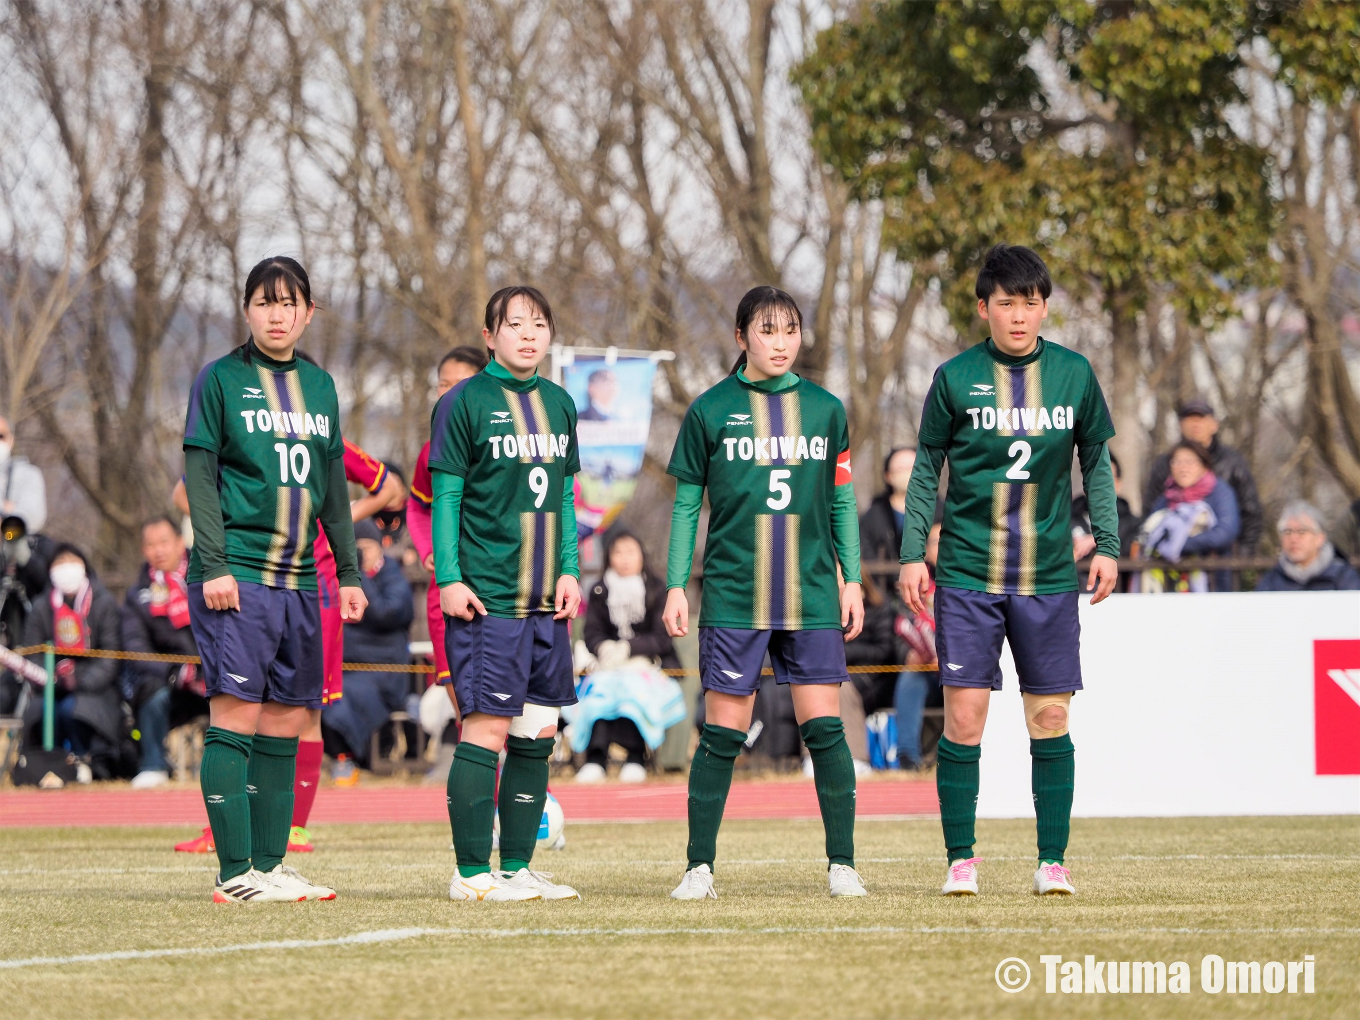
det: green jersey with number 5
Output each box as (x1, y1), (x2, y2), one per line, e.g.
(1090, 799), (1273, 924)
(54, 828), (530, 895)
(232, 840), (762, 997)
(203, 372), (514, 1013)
(668, 372), (851, 630)
(183, 344), (344, 590)
(917, 337), (1115, 596)
(427, 363), (580, 618)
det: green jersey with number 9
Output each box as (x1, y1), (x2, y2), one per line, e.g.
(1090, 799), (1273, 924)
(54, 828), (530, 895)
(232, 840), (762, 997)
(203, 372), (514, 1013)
(668, 372), (851, 631)
(427, 364), (580, 618)
(917, 337), (1115, 595)
(183, 344), (344, 590)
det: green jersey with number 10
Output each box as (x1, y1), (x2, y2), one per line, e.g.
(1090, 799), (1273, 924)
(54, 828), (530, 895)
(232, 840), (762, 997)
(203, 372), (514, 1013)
(668, 372), (851, 631)
(917, 337), (1115, 596)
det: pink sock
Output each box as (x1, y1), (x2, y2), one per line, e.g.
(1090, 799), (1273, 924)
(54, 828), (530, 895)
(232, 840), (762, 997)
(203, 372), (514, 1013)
(292, 740), (324, 827)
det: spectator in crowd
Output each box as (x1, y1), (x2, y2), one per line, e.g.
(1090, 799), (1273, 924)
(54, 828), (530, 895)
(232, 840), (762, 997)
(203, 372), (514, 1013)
(1073, 453), (1141, 561)
(123, 517), (207, 788)
(1144, 398), (1262, 554)
(837, 574), (903, 776)
(1257, 501), (1360, 592)
(0, 414), (47, 536)
(320, 519), (415, 768)
(860, 447), (916, 592)
(1138, 441), (1240, 592)
(22, 544), (124, 777)
(578, 529), (680, 782)
(894, 521), (940, 771)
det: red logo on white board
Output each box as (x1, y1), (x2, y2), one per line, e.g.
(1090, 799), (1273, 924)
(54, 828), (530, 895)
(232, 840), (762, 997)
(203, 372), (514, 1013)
(1314, 640), (1360, 776)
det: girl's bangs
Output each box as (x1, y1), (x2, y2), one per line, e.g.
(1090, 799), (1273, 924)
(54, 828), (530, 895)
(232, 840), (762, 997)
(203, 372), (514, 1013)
(254, 267), (305, 305)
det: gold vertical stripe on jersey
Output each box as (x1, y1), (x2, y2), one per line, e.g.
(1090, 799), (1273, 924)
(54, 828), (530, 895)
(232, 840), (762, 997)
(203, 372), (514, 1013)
(1017, 484), (1038, 595)
(987, 482), (1010, 595)
(780, 392), (803, 464)
(1024, 361), (1042, 416)
(992, 362), (1013, 437)
(516, 513), (538, 614)
(541, 510), (559, 612)
(783, 513), (802, 629)
(752, 514), (772, 629)
(261, 487), (293, 587)
(749, 393), (773, 465)
(257, 366), (287, 437)
(527, 389), (555, 462)
(502, 391), (532, 463)
(285, 370), (308, 420)
(284, 487), (313, 588)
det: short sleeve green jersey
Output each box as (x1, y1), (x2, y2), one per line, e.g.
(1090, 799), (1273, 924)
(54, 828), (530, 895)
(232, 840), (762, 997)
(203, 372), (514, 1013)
(667, 373), (850, 630)
(427, 365), (580, 618)
(183, 344), (344, 590)
(917, 337), (1115, 595)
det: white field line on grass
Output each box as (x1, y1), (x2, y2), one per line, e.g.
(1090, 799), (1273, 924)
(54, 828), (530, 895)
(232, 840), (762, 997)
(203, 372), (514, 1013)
(5, 924), (1360, 971)
(1, 853), (1358, 879)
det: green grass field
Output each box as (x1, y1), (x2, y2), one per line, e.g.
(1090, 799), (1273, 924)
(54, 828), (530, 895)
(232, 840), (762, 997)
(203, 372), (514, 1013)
(1, 816), (1357, 1019)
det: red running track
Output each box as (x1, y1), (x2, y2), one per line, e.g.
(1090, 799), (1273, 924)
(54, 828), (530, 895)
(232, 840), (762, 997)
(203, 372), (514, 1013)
(0, 780), (937, 829)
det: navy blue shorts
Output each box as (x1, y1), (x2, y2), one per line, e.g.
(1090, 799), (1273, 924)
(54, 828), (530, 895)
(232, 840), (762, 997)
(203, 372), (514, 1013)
(444, 612), (577, 717)
(189, 581), (325, 708)
(698, 627), (848, 696)
(934, 587), (1082, 694)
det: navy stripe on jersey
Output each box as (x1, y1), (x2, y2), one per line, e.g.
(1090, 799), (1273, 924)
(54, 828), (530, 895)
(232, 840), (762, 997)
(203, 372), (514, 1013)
(185, 365), (214, 445)
(427, 377), (474, 468)
(767, 395), (787, 464)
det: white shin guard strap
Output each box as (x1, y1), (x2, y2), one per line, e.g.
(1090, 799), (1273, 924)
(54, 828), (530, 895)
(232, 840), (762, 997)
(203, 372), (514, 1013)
(509, 702), (559, 739)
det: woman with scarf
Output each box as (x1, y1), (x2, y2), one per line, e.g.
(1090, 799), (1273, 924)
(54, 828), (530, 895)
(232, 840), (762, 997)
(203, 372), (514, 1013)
(22, 543), (124, 777)
(1140, 441), (1240, 592)
(579, 530), (681, 782)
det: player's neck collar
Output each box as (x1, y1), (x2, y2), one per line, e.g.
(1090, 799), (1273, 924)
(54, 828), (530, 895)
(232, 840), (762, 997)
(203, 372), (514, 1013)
(246, 340), (297, 372)
(486, 357), (539, 391)
(984, 336), (1045, 366)
(736, 366), (800, 392)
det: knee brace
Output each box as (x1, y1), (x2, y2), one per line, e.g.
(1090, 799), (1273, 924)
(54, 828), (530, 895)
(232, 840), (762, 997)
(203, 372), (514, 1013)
(508, 702), (560, 739)
(1022, 692), (1072, 739)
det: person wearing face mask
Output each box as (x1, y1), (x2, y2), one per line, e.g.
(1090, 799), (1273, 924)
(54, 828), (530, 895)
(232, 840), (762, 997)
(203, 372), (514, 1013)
(20, 544), (124, 777)
(0, 414), (47, 537)
(859, 447), (917, 596)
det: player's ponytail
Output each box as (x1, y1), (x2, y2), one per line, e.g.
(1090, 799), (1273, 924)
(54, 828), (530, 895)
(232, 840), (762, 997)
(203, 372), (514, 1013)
(732, 285), (802, 375)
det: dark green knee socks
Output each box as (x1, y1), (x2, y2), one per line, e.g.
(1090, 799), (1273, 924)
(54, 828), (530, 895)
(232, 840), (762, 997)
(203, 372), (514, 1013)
(498, 735), (554, 874)
(686, 723), (746, 872)
(247, 734), (298, 874)
(800, 716), (856, 868)
(448, 742), (499, 878)
(936, 736), (981, 863)
(1032, 733), (1075, 864)
(200, 727), (253, 881)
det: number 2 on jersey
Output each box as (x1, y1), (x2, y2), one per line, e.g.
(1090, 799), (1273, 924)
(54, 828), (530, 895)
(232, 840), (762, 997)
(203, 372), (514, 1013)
(528, 466), (549, 508)
(1006, 440), (1032, 480)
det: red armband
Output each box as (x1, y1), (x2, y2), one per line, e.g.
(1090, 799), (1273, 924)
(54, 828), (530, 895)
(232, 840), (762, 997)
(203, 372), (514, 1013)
(834, 448), (852, 486)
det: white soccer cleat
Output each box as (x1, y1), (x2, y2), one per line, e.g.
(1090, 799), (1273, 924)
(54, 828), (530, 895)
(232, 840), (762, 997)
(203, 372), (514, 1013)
(449, 870), (542, 902)
(852, 759), (873, 777)
(941, 857), (981, 896)
(574, 762), (606, 783)
(618, 762), (647, 784)
(670, 864), (717, 900)
(497, 867), (580, 900)
(130, 769), (169, 789)
(828, 863), (868, 897)
(260, 863), (336, 901)
(213, 868), (304, 903)
(1033, 862), (1076, 895)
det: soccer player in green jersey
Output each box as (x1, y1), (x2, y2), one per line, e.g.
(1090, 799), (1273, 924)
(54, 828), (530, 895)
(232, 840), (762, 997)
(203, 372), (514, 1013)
(183, 256), (368, 903)
(897, 245), (1120, 897)
(664, 286), (868, 900)
(430, 286), (583, 903)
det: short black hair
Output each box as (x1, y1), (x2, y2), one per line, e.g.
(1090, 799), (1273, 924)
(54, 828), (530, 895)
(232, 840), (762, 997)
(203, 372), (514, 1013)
(141, 515), (178, 536)
(49, 541), (95, 578)
(882, 445), (917, 476)
(438, 345), (488, 373)
(975, 244), (1052, 302)
(484, 286), (555, 339)
(243, 256), (312, 309)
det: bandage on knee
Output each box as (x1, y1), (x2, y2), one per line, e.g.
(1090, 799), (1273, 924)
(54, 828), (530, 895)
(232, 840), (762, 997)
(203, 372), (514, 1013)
(1023, 692), (1071, 738)
(508, 702), (560, 739)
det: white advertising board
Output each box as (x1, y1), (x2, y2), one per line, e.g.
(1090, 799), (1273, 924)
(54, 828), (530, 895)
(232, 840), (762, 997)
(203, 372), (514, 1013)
(974, 591), (1360, 818)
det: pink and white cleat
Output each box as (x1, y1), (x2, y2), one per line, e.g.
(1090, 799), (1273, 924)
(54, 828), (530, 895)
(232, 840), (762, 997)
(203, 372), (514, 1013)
(1033, 861), (1076, 895)
(941, 857), (981, 896)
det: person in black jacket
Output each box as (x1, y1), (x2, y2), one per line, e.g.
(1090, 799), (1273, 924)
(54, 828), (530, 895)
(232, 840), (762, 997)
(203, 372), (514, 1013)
(578, 529), (679, 782)
(22, 543), (125, 778)
(1143, 398), (1263, 554)
(859, 447), (917, 594)
(1256, 501), (1360, 592)
(122, 517), (207, 788)
(320, 519), (415, 768)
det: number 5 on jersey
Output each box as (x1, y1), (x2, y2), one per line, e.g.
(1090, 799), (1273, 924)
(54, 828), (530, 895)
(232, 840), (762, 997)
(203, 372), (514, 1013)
(767, 468), (792, 510)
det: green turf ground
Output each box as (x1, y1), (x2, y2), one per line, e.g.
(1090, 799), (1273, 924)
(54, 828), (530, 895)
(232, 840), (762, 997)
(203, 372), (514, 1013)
(0, 816), (1356, 1018)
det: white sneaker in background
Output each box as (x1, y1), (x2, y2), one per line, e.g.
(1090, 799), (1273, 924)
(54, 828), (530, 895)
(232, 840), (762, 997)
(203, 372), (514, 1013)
(574, 762), (606, 783)
(941, 857), (981, 896)
(213, 868), (300, 903)
(449, 870), (541, 902)
(1033, 862), (1076, 895)
(828, 863), (868, 897)
(618, 762), (647, 784)
(130, 770), (170, 789)
(497, 868), (580, 900)
(260, 863), (336, 901)
(801, 756), (814, 778)
(852, 759), (872, 777)
(670, 864), (717, 900)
